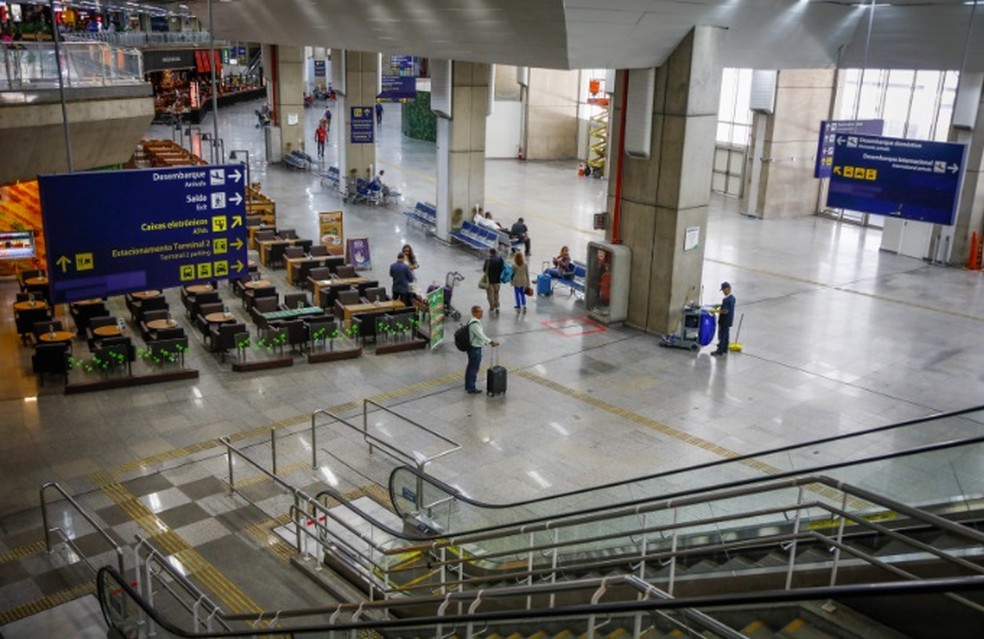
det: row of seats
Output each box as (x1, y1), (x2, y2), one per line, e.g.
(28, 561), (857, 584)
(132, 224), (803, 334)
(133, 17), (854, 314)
(283, 150), (315, 171)
(550, 261), (588, 297)
(450, 220), (499, 252)
(403, 201), (437, 233)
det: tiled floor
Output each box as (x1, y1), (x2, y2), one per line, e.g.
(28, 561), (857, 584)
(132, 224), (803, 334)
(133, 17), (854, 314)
(2, 99), (984, 635)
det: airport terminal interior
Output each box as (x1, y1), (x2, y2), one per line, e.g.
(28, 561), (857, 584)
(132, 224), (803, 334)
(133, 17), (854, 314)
(2, 1), (984, 638)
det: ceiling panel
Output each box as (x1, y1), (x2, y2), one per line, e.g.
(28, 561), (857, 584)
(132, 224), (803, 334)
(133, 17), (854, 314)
(178, 0), (984, 72)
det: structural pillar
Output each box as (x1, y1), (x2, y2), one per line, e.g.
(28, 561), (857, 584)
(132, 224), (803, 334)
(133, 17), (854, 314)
(607, 26), (723, 333)
(266, 45), (306, 160)
(435, 61), (489, 240)
(945, 73), (984, 265)
(743, 70), (835, 218)
(337, 50), (379, 183)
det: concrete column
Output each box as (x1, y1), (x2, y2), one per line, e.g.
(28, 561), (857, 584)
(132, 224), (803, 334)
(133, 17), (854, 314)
(435, 61), (489, 240)
(742, 70), (835, 218)
(271, 45), (306, 159)
(339, 50), (379, 182)
(525, 68), (579, 160)
(607, 26), (723, 333)
(946, 74), (984, 265)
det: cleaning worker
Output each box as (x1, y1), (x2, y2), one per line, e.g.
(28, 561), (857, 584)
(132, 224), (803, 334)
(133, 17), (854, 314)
(711, 281), (735, 357)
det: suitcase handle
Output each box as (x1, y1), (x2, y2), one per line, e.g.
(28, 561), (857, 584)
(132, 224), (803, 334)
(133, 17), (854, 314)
(490, 343), (499, 366)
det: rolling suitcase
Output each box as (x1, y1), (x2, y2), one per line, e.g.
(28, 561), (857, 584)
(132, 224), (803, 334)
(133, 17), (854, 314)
(537, 273), (553, 296)
(486, 346), (507, 396)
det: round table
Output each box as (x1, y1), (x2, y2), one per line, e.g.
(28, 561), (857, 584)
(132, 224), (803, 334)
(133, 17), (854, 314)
(131, 290), (162, 300)
(38, 331), (74, 344)
(13, 300), (48, 312)
(244, 279), (272, 290)
(24, 277), (49, 287)
(185, 284), (213, 295)
(205, 312), (236, 325)
(146, 319), (178, 331)
(71, 298), (104, 306)
(93, 325), (124, 338)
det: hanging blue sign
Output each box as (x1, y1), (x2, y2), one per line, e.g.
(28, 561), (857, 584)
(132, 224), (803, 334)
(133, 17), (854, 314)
(350, 106), (375, 144)
(314, 60), (325, 77)
(378, 55), (416, 103)
(39, 165), (249, 303)
(827, 135), (966, 226)
(814, 119), (883, 178)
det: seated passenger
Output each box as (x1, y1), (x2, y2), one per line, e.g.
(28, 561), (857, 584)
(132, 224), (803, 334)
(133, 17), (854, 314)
(478, 211), (504, 232)
(547, 246), (574, 278)
(509, 217), (531, 256)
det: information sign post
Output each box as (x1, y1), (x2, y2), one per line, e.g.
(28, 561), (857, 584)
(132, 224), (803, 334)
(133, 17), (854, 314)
(827, 134), (967, 225)
(39, 165), (248, 303)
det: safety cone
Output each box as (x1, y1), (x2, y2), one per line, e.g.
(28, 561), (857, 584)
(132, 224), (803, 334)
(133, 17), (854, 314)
(972, 232), (981, 270)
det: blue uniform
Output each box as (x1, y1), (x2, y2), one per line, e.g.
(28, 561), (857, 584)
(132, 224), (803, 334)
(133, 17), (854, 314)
(715, 293), (735, 354)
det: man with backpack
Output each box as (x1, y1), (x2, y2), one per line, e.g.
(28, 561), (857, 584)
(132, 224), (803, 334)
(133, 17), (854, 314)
(456, 305), (498, 394)
(484, 248), (505, 313)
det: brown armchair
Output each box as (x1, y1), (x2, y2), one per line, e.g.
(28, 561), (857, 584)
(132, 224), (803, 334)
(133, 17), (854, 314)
(209, 322), (247, 362)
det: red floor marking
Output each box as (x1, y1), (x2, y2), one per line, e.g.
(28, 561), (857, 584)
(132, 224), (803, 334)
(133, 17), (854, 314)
(542, 316), (607, 337)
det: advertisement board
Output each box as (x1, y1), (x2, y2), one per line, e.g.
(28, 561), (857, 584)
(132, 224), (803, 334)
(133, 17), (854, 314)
(346, 237), (371, 270)
(318, 211), (345, 256)
(427, 286), (444, 349)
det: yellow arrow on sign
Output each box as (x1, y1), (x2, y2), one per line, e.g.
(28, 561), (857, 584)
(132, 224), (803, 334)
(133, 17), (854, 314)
(231, 215), (243, 228)
(832, 166), (841, 176)
(56, 255), (71, 272)
(233, 259), (244, 273)
(230, 238), (244, 251)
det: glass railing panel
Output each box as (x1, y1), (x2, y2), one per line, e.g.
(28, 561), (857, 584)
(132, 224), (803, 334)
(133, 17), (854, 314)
(391, 408), (984, 537)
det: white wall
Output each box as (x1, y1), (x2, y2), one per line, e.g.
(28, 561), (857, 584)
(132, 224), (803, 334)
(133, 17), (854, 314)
(486, 100), (522, 159)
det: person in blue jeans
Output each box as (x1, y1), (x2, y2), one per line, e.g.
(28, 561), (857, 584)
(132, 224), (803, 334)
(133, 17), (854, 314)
(712, 281), (735, 356)
(464, 305), (498, 394)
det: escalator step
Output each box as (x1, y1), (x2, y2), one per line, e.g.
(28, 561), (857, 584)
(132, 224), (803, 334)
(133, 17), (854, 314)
(741, 619), (775, 639)
(754, 552), (791, 568)
(717, 557), (754, 571)
(552, 630), (574, 639)
(605, 628), (629, 639)
(796, 548), (834, 564)
(776, 617), (837, 639)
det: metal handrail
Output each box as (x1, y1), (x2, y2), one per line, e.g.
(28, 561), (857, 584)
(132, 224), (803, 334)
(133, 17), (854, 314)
(363, 398), (462, 467)
(1, 40), (144, 91)
(40, 481), (124, 575)
(96, 563), (984, 638)
(386, 425), (984, 537)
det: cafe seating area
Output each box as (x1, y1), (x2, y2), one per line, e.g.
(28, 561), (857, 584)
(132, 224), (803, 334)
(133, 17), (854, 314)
(5, 182), (429, 394)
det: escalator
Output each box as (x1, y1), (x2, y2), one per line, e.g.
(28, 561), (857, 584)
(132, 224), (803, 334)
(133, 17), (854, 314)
(97, 406), (984, 637)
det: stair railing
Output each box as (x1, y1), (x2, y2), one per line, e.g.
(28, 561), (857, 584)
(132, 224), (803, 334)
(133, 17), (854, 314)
(40, 480), (124, 575)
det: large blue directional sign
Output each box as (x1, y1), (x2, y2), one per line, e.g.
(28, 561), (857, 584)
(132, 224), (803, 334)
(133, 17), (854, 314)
(38, 165), (248, 303)
(814, 119), (883, 178)
(827, 135), (966, 226)
(378, 55), (416, 103)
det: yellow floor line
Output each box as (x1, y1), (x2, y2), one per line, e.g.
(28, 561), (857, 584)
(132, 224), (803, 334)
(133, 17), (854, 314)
(0, 539), (46, 564)
(515, 369), (866, 507)
(0, 581), (94, 625)
(90, 470), (262, 616)
(708, 257), (984, 323)
(108, 372), (464, 481)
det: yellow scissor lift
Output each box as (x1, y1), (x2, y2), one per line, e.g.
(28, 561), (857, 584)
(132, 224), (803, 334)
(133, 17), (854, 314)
(586, 110), (608, 177)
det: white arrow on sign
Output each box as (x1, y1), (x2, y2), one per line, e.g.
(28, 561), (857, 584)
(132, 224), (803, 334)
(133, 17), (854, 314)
(836, 136), (845, 146)
(949, 163), (960, 174)
(229, 192), (243, 206)
(229, 169), (242, 183)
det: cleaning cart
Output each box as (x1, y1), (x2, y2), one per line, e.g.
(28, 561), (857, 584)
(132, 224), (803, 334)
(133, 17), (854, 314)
(659, 302), (716, 351)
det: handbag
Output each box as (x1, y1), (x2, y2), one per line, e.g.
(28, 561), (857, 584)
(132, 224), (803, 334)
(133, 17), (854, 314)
(525, 286), (534, 297)
(478, 273), (489, 290)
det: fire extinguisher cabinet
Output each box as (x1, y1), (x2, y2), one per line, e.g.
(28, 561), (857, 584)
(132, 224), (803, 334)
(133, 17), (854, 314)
(585, 241), (630, 324)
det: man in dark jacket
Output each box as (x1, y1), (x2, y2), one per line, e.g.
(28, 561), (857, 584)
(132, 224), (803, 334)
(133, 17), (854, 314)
(389, 252), (415, 305)
(509, 217), (531, 256)
(712, 281), (735, 356)
(483, 248), (505, 313)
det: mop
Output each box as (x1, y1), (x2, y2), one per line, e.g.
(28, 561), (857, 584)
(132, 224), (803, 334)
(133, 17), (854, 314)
(729, 313), (744, 352)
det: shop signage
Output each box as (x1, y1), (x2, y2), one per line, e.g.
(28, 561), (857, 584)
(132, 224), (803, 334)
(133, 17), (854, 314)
(38, 165), (248, 303)
(814, 119), (884, 178)
(143, 49), (196, 73)
(827, 134), (966, 225)
(350, 107), (375, 144)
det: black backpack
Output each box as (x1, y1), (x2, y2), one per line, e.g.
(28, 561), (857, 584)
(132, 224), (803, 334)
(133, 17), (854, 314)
(454, 322), (472, 351)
